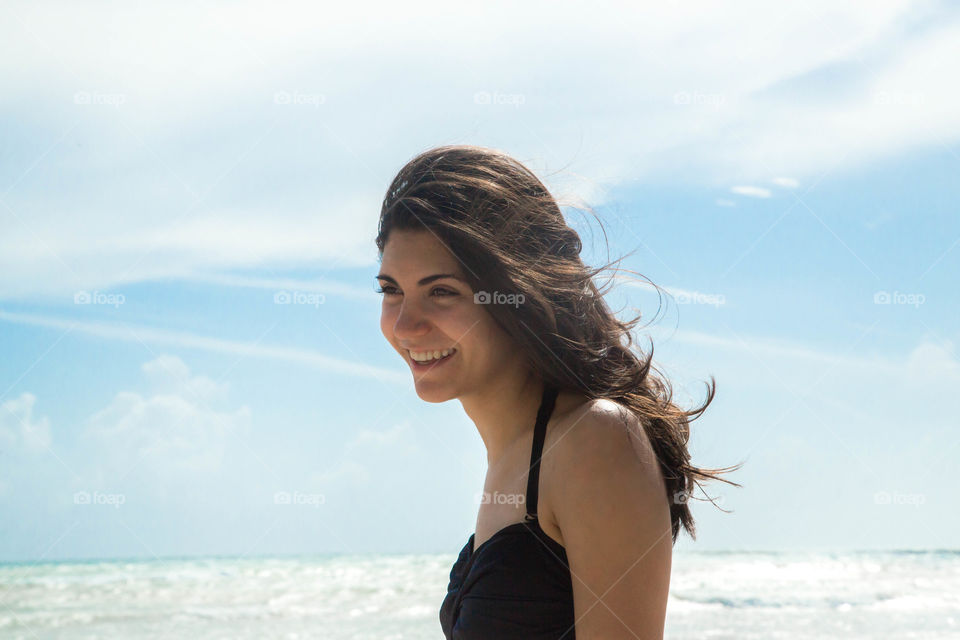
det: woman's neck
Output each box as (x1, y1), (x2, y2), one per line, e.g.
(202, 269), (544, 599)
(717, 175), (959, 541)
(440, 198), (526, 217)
(460, 370), (544, 467)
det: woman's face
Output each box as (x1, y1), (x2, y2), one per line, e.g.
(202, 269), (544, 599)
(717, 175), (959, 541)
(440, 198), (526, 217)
(378, 228), (520, 403)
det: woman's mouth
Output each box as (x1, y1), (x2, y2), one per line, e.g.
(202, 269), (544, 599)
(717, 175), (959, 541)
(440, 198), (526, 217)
(408, 347), (457, 371)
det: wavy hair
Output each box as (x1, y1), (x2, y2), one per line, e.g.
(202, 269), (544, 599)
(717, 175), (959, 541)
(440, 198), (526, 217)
(376, 144), (743, 542)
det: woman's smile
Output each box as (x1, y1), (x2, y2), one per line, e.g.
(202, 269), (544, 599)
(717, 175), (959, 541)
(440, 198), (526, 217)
(408, 346), (458, 370)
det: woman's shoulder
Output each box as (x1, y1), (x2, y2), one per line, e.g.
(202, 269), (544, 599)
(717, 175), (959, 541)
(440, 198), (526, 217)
(540, 391), (670, 546)
(549, 392), (657, 469)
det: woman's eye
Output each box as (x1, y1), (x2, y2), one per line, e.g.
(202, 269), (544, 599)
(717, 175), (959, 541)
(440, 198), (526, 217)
(375, 285), (457, 297)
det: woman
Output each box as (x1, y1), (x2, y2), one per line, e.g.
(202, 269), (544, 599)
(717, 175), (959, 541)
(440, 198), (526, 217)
(375, 145), (741, 640)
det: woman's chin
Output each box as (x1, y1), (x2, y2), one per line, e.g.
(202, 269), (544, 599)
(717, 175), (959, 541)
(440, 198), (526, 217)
(413, 381), (457, 403)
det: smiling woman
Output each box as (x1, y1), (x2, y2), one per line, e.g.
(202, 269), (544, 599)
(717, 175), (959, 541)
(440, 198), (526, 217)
(374, 145), (743, 640)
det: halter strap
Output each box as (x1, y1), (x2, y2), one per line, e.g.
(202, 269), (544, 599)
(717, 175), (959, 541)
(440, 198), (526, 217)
(525, 384), (560, 521)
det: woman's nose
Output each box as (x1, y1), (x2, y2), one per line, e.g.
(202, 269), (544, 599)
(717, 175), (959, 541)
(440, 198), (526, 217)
(393, 302), (430, 339)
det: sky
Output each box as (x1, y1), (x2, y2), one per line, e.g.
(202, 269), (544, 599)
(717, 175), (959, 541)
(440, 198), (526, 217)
(1, 0), (959, 562)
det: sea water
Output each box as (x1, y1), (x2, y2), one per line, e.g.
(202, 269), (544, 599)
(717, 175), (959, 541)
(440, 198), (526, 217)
(0, 549), (956, 639)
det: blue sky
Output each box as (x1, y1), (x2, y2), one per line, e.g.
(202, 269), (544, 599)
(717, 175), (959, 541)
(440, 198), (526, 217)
(1, 0), (958, 562)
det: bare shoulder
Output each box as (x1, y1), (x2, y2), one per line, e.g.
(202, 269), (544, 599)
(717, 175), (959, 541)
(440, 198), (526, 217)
(550, 395), (663, 479)
(540, 394), (674, 636)
(539, 394), (669, 543)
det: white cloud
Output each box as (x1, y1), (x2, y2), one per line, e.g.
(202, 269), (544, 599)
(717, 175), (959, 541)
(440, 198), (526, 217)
(715, 198), (736, 207)
(140, 354), (231, 405)
(310, 421), (419, 489)
(1, 0), (958, 298)
(0, 392), (52, 452)
(730, 185), (773, 198)
(771, 177), (800, 188)
(83, 355), (251, 472)
(905, 340), (960, 385)
(154, 272), (377, 302)
(0, 203), (381, 300)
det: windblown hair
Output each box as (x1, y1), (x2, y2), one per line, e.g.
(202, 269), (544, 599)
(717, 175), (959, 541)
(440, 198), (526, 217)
(376, 144), (742, 542)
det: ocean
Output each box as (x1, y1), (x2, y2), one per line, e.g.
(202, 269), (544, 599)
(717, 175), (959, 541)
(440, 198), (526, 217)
(0, 549), (956, 639)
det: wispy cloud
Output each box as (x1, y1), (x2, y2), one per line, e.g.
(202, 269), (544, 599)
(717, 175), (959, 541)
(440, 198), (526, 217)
(0, 310), (406, 384)
(146, 272), (378, 301)
(619, 279), (727, 308)
(730, 185), (773, 198)
(673, 328), (901, 374)
(614, 276), (910, 372)
(771, 177), (800, 188)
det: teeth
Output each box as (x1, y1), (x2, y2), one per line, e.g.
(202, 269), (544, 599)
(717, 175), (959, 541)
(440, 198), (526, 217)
(409, 347), (456, 362)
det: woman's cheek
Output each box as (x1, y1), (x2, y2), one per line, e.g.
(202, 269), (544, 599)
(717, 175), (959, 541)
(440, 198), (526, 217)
(379, 304), (398, 341)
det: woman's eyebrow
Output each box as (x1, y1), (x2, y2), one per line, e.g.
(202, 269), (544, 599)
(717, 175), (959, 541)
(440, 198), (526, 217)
(375, 273), (464, 286)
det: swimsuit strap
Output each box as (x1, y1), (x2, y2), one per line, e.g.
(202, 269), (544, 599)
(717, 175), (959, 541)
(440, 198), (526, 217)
(525, 384), (560, 522)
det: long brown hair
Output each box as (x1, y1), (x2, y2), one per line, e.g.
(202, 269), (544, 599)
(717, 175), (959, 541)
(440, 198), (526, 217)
(376, 144), (743, 543)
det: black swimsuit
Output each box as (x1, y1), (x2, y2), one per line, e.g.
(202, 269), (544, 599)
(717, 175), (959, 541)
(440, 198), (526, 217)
(439, 385), (576, 639)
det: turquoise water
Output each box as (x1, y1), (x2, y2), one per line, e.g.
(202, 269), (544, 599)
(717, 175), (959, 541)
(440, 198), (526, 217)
(1, 550), (957, 639)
